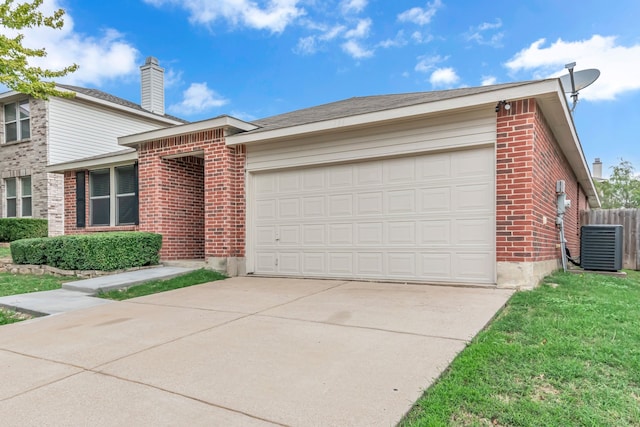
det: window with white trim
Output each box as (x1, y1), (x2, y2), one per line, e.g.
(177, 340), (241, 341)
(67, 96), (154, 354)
(3, 176), (31, 218)
(88, 164), (138, 226)
(21, 176), (32, 217)
(3, 100), (31, 143)
(5, 178), (16, 217)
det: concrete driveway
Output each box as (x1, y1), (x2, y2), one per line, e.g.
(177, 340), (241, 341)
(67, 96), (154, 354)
(0, 277), (513, 426)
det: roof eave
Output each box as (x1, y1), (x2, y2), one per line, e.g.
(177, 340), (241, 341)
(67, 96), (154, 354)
(225, 81), (556, 146)
(118, 116), (260, 147)
(46, 150), (138, 173)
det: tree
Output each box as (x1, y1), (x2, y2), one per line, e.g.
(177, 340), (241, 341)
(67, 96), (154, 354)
(0, 0), (78, 99)
(595, 159), (640, 208)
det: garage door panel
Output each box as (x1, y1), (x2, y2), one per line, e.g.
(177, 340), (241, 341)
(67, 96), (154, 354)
(357, 253), (384, 275)
(356, 223), (384, 245)
(419, 220), (451, 245)
(388, 253), (417, 276)
(385, 157), (415, 183)
(302, 224), (326, 245)
(356, 162), (383, 186)
(303, 253), (325, 274)
(328, 165), (353, 188)
(328, 253), (354, 274)
(419, 188), (451, 212)
(328, 194), (353, 216)
(453, 253), (494, 281)
(417, 153), (451, 180)
(419, 253), (452, 278)
(455, 219), (493, 246)
(388, 189), (416, 214)
(388, 221), (417, 245)
(303, 196), (325, 217)
(356, 192), (383, 215)
(454, 184), (493, 211)
(251, 147), (495, 284)
(278, 198), (300, 218)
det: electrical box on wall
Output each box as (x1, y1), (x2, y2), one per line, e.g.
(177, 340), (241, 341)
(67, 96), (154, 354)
(580, 225), (623, 271)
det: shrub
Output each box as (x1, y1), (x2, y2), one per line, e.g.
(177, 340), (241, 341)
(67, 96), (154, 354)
(10, 232), (162, 271)
(0, 218), (48, 242)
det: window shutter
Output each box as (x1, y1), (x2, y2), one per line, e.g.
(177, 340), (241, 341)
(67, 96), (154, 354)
(134, 162), (139, 225)
(76, 171), (85, 227)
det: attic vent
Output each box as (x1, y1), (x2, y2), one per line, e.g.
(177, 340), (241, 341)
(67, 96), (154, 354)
(580, 225), (623, 271)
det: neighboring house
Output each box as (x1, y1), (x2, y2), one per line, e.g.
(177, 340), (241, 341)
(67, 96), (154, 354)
(0, 57), (185, 235)
(50, 78), (600, 288)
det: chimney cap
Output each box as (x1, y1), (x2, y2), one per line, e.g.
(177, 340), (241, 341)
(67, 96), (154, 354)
(145, 56), (159, 66)
(594, 158), (601, 163)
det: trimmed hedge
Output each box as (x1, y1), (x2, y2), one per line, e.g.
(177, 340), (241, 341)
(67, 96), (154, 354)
(10, 232), (162, 271)
(0, 218), (48, 242)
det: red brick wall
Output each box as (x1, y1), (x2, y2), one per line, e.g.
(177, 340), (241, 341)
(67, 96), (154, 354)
(137, 129), (245, 260)
(496, 98), (587, 263)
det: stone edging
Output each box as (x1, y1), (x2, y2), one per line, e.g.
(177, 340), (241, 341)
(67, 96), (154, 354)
(0, 261), (159, 279)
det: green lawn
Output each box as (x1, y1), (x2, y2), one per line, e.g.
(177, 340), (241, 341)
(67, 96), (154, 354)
(0, 272), (70, 297)
(0, 246), (10, 258)
(401, 270), (640, 426)
(97, 269), (226, 300)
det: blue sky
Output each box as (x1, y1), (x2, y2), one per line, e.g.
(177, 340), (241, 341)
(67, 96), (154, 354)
(6, 0), (640, 174)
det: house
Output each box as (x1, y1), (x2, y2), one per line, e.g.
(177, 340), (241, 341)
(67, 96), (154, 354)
(0, 57), (185, 235)
(49, 78), (600, 288)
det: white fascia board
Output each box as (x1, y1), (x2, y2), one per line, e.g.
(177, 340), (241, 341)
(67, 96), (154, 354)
(226, 80), (559, 146)
(118, 116), (259, 147)
(56, 86), (183, 126)
(0, 90), (23, 102)
(46, 151), (138, 173)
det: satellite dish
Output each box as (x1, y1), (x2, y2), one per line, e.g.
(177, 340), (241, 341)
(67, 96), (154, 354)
(559, 69), (600, 93)
(558, 63), (600, 113)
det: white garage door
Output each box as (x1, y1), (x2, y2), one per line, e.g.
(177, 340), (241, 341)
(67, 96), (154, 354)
(250, 147), (495, 284)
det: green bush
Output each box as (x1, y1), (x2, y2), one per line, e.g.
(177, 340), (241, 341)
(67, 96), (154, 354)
(0, 218), (48, 242)
(10, 232), (162, 271)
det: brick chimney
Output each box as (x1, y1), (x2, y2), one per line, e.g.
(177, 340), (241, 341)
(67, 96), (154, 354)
(593, 158), (602, 180)
(140, 56), (164, 115)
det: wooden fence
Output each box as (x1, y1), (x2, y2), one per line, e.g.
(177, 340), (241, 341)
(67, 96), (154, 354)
(580, 209), (640, 270)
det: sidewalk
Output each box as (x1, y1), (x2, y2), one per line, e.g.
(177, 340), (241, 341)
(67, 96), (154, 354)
(0, 266), (195, 316)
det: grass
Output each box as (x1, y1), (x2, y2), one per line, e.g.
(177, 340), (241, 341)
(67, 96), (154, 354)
(97, 269), (226, 300)
(0, 246), (10, 258)
(0, 272), (70, 297)
(401, 270), (640, 426)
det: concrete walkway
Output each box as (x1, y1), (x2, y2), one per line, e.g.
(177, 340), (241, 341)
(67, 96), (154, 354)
(0, 276), (514, 426)
(0, 266), (195, 316)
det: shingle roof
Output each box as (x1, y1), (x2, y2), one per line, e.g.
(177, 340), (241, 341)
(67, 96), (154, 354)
(250, 81), (535, 133)
(57, 84), (188, 124)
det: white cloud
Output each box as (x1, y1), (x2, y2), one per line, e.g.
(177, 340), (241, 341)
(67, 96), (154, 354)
(481, 76), (497, 86)
(169, 82), (228, 115)
(344, 18), (371, 39)
(398, 0), (442, 26)
(465, 19), (504, 47)
(411, 31), (434, 44)
(4, 0), (139, 87)
(144, 0), (305, 33)
(414, 55), (447, 73)
(341, 0), (367, 14)
(341, 40), (373, 59)
(294, 36), (318, 55)
(378, 31), (407, 49)
(429, 67), (460, 87)
(505, 35), (640, 101)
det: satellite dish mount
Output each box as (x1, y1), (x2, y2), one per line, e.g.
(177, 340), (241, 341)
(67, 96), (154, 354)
(559, 63), (600, 113)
